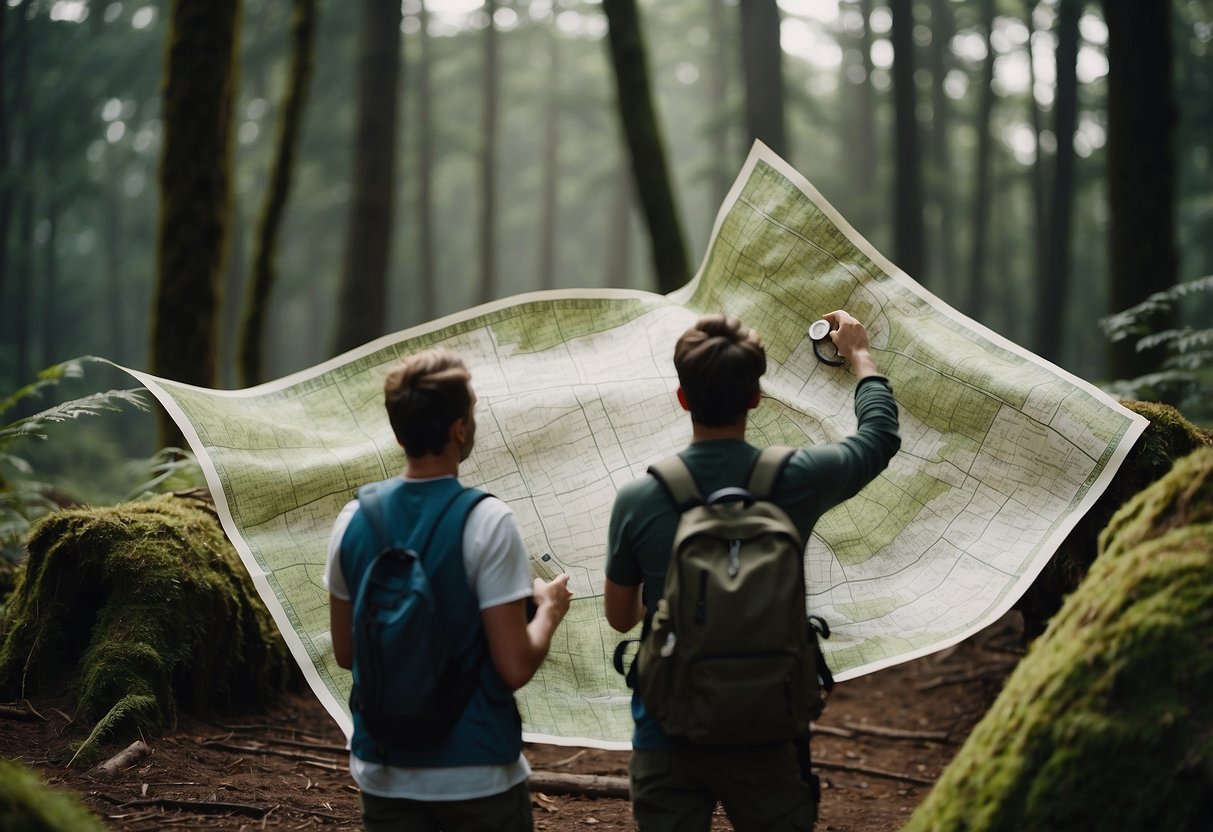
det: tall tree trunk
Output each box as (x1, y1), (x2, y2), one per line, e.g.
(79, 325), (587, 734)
(0, 2), (9, 319)
(1103, 0), (1177, 382)
(332, 0), (402, 356)
(1035, 0), (1079, 363)
(890, 0), (924, 282)
(841, 0), (878, 235)
(239, 0), (316, 387)
(151, 0), (239, 444)
(738, 0), (787, 159)
(222, 197), (245, 387)
(706, 0), (732, 208)
(41, 133), (58, 366)
(965, 0), (996, 320)
(927, 0), (955, 297)
(603, 169), (634, 289)
(102, 184), (126, 365)
(478, 0), (499, 304)
(1024, 0), (1046, 287)
(417, 0), (435, 320)
(538, 21), (560, 292)
(601, 0), (690, 294)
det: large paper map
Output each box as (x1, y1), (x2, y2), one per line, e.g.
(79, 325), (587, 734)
(124, 143), (1146, 749)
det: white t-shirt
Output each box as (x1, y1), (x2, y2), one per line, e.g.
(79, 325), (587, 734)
(324, 476), (534, 801)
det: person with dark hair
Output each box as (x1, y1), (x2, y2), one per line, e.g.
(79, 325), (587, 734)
(326, 348), (573, 831)
(604, 311), (901, 831)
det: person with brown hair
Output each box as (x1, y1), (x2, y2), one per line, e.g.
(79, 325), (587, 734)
(326, 348), (572, 831)
(604, 311), (900, 831)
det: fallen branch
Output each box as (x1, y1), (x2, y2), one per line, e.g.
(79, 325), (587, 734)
(548, 748), (588, 768)
(839, 722), (952, 743)
(116, 797), (268, 818)
(201, 740), (335, 766)
(91, 740), (151, 781)
(915, 666), (1010, 691)
(529, 771), (630, 799)
(813, 760), (935, 787)
(810, 724), (856, 739)
(0, 702), (38, 721)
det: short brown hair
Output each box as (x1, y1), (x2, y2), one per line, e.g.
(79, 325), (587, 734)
(384, 349), (472, 457)
(674, 314), (766, 426)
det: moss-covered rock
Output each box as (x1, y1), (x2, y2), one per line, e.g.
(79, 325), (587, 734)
(1015, 400), (1211, 638)
(0, 757), (108, 832)
(903, 446), (1213, 832)
(0, 493), (294, 765)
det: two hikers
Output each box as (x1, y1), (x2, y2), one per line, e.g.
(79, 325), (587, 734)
(328, 310), (899, 831)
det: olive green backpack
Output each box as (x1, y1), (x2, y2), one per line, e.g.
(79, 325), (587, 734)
(622, 445), (833, 746)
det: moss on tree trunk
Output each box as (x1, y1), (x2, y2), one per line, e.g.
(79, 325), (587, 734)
(904, 446), (1213, 831)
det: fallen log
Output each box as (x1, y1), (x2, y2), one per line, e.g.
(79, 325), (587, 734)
(528, 771), (630, 799)
(90, 739), (150, 781)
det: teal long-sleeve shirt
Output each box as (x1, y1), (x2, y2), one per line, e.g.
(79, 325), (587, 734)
(605, 375), (901, 748)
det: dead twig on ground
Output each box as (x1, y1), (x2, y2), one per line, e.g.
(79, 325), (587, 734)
(915, 665), (1011, 691)
(201, 741), (336, 766)
(91, 740), (151, 781)
(813, 759), (935, 787)
(115, 797), (269, 817)
(839, 722), (952, 743)
(548, 748), (588, 768)
(810, 724), (856, 738)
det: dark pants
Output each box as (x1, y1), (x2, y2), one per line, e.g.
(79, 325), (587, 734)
(359, 780), (533, 832)
(629, 742), (819, 832)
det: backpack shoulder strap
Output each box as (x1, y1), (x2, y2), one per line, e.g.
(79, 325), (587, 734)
(747, 445), (797, 500)
(648, 455), (703, 511)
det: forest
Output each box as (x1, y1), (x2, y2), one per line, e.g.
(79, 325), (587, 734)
(1, 2), (1212, 829)
(1, 0), (1212, 487)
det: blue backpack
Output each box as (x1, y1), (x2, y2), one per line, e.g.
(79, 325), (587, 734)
(348, 482), (490, 752)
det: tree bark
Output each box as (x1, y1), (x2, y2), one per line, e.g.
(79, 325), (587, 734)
(1023, 0), (1046, 287)
(150, 0), (239, 445)
(1102, 0), (1177, 382)
(538, 22), (561, 292)
(738, 0), (787, 159)
(239, 0), (317, 387)
(478, 0), (499, 304)
(1035, 0), (1079, 363)
(601, 0), (690, 294)
(890, 0), (925, 282)
(332, 0), (402, 356)
(417, 0), (436, 320)
(706, 0), (733, 208)
(927, 0), (955, 297)
(965, 0), (996, 321)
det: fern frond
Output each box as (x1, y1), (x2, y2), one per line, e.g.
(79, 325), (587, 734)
(0, 389), (149, 447)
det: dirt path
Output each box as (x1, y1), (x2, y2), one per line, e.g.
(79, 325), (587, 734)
(1, 613), (1022, 831)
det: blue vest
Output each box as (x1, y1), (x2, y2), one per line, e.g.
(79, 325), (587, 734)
(340, 477), (522, 767)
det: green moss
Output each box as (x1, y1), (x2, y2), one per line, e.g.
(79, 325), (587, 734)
(904, 447), (1213, 832)
(0, 493), (294, 765)
(1016, 400), (1212, 638)
(0, 757), (108, 832)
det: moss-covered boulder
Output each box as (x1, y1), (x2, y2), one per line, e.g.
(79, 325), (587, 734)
(0, 757), (108, 832)
(1015, 400), (1211, 638)
(0, 493), (294, 764)
(903, 446), (1213, 832)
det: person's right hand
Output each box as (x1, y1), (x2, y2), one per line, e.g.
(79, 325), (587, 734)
(823, 310), (870, 360)
(533, 573), (573, 621)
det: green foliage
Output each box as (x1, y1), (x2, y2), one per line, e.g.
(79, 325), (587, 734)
(0, 757), (108, 832)
(0, 357), (148, 563)
(1101, 275), (1213, 424)
(0, 493), (294, 766)
(904, 447), (1213, 832)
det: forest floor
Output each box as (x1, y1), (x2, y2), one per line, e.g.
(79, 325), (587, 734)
(1, 612), (1024, 831)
